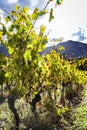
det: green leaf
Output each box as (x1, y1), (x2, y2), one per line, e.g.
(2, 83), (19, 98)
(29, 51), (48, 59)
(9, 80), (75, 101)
(57, 0), (63, 5)
(32, 8), (39, 20)
(5, 16), (11, 23)
(9, 24), (14, 32)
(18, 24), (25, 33)
(39, 25), (46, 36)
(23, 6), (29, 13)
(49, 8), (54, 22)
(39, 10), (48, 16)
(58, 46), (65, 52)
(42, 36), (48, 45)
(15, 5), (20, 11)
(8, 47), (14, 55)
(10, 11), (16, 16)
(0, 31), (3, 40)
(24, 50), (31, 62)
(2, 25), (7, 35)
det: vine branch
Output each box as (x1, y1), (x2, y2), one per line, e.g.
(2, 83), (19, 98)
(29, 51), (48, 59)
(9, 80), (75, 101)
(30, 0), (50, 32)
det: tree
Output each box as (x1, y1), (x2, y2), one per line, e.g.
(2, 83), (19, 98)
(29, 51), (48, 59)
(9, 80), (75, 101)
(0, 5), (48, 129)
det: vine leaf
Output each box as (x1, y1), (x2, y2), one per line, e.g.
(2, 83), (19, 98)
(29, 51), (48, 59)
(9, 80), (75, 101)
(49, 8), (54, 22)
(57, 0), (63, 5)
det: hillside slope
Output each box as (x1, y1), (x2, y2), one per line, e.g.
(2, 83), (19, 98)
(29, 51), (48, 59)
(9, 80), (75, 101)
(41, 40), (87, 59)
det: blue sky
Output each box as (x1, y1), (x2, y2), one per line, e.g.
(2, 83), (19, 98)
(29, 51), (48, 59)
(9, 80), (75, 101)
(0, 0), (87, 44)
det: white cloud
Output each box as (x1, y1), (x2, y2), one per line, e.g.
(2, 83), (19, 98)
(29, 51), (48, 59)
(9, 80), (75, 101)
(7, 0), (18, 4)
(0, 9), (5, 24)
(36, 0), (87, 42)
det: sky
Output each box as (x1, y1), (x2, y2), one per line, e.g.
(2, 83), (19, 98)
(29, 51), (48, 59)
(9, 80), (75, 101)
(0, 0), (87, 45)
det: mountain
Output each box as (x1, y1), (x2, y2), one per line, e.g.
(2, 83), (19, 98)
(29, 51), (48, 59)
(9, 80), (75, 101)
(0, 45), (9, 56)
(41, 40), (87, 59)
(1, 40), (87, 59)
